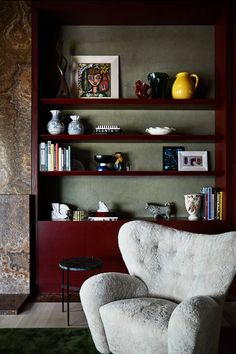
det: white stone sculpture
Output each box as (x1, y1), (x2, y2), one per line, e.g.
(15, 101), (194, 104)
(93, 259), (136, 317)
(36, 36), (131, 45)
(51, 203), (71, 220)
(97, 201), (109, 212)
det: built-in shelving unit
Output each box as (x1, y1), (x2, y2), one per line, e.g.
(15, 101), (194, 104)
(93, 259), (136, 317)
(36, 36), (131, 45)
(32, 0), (232, 293)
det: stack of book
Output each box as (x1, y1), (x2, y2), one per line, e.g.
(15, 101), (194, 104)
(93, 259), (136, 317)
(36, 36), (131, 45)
(88, 211), (118, 221)
(39, 141), (71, 171)
(200, 186), (223, 220)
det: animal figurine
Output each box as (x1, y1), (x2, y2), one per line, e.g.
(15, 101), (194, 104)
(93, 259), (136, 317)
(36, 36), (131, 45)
(145, 202), (175, 219)
(135, 80), (152, 99)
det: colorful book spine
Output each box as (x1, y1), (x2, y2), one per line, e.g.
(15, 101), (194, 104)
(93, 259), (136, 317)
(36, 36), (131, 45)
(201, 186), (223, 220)
(39, 141), (72, 171)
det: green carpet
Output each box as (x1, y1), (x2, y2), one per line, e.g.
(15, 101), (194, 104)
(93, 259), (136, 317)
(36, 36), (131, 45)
(0, 328), (99, 354)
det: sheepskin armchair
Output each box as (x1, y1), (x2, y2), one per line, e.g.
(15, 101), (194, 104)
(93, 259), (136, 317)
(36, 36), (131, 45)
(80, 221), (236, 354)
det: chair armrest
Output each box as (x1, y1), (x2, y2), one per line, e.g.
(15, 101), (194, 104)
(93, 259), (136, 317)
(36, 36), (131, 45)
(80, 272), (148, 353)
(168, 295), (222, 354)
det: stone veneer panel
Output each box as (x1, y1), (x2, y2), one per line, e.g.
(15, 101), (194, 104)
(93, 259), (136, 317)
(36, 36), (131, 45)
(0, 1), (31, 295)
(0, 195), (30, 293)
(0, 0), (31, 194)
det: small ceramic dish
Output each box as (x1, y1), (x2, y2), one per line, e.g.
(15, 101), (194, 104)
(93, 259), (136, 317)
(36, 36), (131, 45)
(145, 127), (176, 135)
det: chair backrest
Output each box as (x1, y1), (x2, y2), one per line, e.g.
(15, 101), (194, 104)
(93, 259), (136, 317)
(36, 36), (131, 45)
(118, 221), (236, 303)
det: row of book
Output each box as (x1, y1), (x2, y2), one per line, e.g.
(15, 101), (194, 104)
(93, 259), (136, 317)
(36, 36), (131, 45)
(39, 141), (71, 171)
(200, 186), (223, 220)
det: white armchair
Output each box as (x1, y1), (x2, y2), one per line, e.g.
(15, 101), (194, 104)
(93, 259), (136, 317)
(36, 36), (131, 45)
(80, 221), (236, 354)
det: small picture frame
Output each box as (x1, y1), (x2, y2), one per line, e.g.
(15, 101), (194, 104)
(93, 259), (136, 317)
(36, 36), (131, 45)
(178, 151), (208, 171)
(70, 55), (119, 98)
(163, 146), (185, 171)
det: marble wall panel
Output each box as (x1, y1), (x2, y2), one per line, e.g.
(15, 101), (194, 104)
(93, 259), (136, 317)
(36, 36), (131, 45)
(0, 195), (30, 293)
(0, 1), (31, 294)
(0, 0), (31, 194)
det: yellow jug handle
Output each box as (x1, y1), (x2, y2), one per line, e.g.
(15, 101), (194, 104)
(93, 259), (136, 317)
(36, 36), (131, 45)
(190, 74), (199, 89)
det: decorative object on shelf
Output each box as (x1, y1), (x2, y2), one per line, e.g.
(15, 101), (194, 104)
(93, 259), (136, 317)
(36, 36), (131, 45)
(178, 151), (208, 171)
(51, 203), (71, 220)
(135, 80), (152, 99)
(114, 152), (124, 171)
(147, 72), (169, 98)
(56, 40), (71, 97)
(95, 125), (121, 134)
(70, 55), (119, 98)
(163, 146), (185, 171)
(172, 72), (199, 99)
(97, 201), (109, 213)
(94, 154), (115, 171)
(73, 209), (86, 221)
(184, 194), (202, 220)
(145, 202), (175, 219)
(47, 110), (65, 135)
(88, 201), (118, 221)
(145, 126), (176, 135)
(68, 115), (84, 135)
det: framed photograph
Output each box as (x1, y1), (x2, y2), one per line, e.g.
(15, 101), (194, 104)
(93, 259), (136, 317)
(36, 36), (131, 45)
(178, 151), (208, 171)
(70, 55), (119, 98)
(163, 146), (185, 171)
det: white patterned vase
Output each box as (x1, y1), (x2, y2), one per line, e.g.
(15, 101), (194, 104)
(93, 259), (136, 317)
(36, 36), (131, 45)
(68, 115), (84, 135)
(184, 194), (202, 220)
(47, 110), (65, 135)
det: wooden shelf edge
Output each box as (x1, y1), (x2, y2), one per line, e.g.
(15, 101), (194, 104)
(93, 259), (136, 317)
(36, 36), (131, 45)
(39, 171), (219, 176)
(40, 98), (223, 110)
(39, 134), (223, 142)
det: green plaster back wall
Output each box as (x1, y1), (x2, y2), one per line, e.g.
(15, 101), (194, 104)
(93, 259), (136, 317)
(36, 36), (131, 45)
(62, 25), (215, 98)
(42, 25), (215, 219)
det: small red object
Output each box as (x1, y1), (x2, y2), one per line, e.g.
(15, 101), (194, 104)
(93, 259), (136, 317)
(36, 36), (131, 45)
(135, 80), (152, 98)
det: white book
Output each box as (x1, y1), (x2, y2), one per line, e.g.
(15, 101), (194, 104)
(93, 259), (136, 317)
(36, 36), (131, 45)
(58, 147), (62, 171)
(47, 141), (52, 171)
(39, 142), (46, 171)
(68, 145), (71, 171)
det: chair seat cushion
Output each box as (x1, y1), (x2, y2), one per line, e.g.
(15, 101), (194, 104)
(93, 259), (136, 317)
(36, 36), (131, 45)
(100, 297), (178, 354)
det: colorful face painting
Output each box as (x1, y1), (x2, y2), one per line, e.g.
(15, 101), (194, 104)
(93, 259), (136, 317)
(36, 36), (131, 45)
(78, 63), (111, 97)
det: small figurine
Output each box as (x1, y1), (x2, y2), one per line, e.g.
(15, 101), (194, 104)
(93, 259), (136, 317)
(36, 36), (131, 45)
(135, 80), (152, 99)
(97, 201), (109, 212)
(114, 152), (123, 171)
(145, 202), (175, 219)
(51, 203), (71, 220)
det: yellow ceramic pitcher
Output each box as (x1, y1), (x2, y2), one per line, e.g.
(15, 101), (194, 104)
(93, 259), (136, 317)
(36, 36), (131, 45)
(172, 72), (199, 99)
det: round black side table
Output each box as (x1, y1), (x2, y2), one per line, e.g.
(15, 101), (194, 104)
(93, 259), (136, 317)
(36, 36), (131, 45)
(59, 256), (103, 326)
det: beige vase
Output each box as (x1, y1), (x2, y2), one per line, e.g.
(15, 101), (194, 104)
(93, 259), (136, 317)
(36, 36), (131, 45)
(184, 194), (202, 220)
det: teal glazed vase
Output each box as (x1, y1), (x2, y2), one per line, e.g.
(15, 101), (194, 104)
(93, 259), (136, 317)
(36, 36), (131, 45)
(147, 72), (169, 98)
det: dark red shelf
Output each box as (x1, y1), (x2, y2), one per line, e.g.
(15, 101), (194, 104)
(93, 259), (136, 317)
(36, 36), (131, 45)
(39, 133), (222, 142)
(40, 170), (218, 177)
(40, 98), (222, 110)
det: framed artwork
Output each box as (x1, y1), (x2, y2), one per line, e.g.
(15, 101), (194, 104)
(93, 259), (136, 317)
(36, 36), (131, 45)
(163, 146), (185, 171)
(70, 55), (119, 98)
(178, 151), (208, 171)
